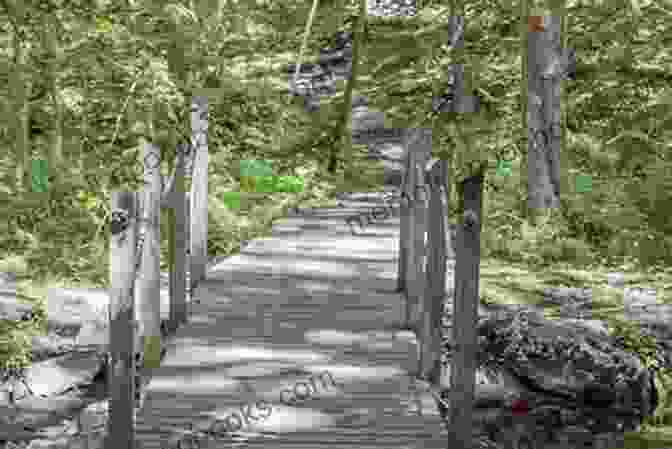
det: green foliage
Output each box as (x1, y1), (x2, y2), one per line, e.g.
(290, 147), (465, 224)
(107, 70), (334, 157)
(607, 316), (661, 371)
(0, 289), (47, 373)
(644, 369), (672, 429)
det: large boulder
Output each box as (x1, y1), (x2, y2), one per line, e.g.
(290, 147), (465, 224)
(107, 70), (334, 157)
(0, 273), (35, 322)
(45, 288), (109, 346)
(473, 306), (658, 419)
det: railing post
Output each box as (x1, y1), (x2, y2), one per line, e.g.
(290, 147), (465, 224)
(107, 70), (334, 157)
(403, 128), (432, 330)
(418, 158), (448, 381)
(396, 144), (410, 294)
(448, 168), (485, 449)
(135, 141), (162, 369)
(189, 95), (209, 292)
(170, 143), (188, 328)
(106, 191), (137, 449)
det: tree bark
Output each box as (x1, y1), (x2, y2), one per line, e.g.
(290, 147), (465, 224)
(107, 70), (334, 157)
(107, 191), (138, 449)
(447, 168), (484, 449)
(135, 141), (162, 370)
(190, 95), (209, 290)
(418, 159), (448, 382)
(10, 21), (30, 193)
(44, 13), (64, 187)
(527, 13), (562, 210)
(328, 0), (366, 177)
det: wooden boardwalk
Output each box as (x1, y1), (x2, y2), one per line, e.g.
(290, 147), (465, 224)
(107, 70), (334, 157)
(134, 198), (456, 449)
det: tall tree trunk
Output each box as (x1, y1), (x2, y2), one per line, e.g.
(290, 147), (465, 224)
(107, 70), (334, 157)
(44, 14), (64, 188)
(527, 11), (561, 212)
(292, 0), (320, 104)
(519, 0), (530, 223)
(189, 96), (209, 290)
(10, 19), (30, 193)
(328, 0), (366, 178)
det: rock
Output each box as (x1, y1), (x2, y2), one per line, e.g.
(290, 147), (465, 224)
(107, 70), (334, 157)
(539, 287), (594, 319)
(45, 288), (108, 339)
(541, 286), (592, 305)
(475, 307), (657, 418)
(624, 286), (658, 309)
(285, 62), (324, 76)
(367, 0), (416, 17)
(0, 271), (18, 285)
(0, 294), (35, 322)
(332, 31), (353, 49)
(607, 272), (625, 288)
(23, 351), (105, 397)
(352, 109), (385, 132)
(0, 377), (31, 404)
(30, 335), (75, 362)
(0, 393), (86, 442)
(557, 319), (610, 339)
(77, 401), (109, 434)
(25, 438), (69, 449)
(383, 168), (403, 187)
(351, 95), (369, 108)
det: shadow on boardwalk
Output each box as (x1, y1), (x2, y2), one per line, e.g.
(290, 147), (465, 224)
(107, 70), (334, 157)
(134, 199), (456, 449)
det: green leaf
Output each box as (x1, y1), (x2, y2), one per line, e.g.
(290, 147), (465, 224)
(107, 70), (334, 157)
(31, 159), (48, 193)
(95, 17), (114, 33)
(222, 191), (241, 210)
(256, 175), (277, 192)
(496, 160), (512, 177)
(576, 174), (593, 193)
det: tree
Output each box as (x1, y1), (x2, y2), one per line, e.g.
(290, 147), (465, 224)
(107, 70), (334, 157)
(327, 0), (366, 181)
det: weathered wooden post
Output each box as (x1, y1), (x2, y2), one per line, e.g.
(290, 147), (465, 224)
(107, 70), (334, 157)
(418, 158), (448, 381)
(106, 191), (138, 449)
(447, 168), (485, 449)
(170, 143), (188, 328)
(135, 141), (162, 370)
(402, 128), (432, 330)
(190, 95), (209, 291)
(161, 143), (189, 332)
(396, 143), (410, 294)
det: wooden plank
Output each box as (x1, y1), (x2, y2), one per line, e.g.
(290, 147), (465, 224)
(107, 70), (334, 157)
(448, 169), (484, 449)
(190, 95), (209, 291)
(135, 141), (162, 367)
(106, 191), (137, 449)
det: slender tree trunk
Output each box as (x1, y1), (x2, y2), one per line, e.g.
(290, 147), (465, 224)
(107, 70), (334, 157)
(519, 0), (530, 222)
(190, 96), (209, 290)
(527, 11), (561, 211)
(44, 14), (64, 188)
(10, 23), (30, 193)
(328, 0), (366, 177)
(292, 0), (320, 103)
